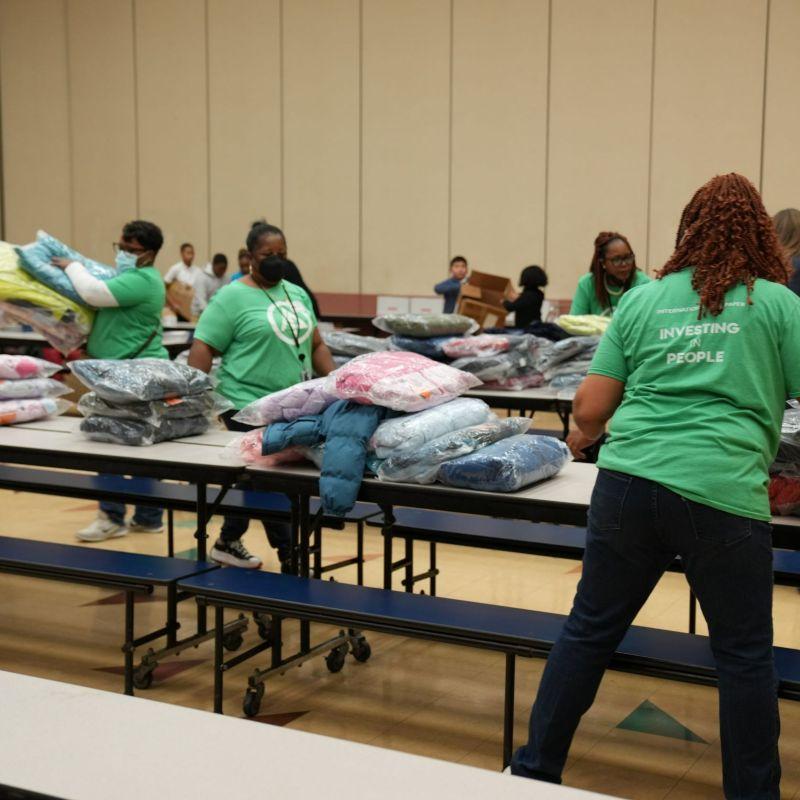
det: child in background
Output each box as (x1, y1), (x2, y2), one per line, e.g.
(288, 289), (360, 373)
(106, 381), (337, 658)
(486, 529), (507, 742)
(434, 256), (468, 314)
(503, 265), (548, 328)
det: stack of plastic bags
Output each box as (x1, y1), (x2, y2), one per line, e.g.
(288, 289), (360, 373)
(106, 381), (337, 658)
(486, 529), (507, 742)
(770, 403), (800, 515)
(0, 355), (72, 425)
(321, 331), (389, 369)
(448, 334), (548, 389)
(71, 359), (223, 446)
(536, 336), (600, 390)
(0, 241), (94, 354)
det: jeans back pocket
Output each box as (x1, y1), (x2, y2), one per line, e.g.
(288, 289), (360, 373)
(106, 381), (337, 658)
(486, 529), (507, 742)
(588, 469), (633, 532)
(685, 499), (752, 547)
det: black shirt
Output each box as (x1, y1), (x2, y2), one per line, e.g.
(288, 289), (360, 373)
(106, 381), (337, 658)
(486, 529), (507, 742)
(503, 288), (544, 328)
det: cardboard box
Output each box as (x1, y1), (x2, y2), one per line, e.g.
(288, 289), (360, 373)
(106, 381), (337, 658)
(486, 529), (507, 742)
(166, 281), (195, 322)
(460, 270), (513, 308)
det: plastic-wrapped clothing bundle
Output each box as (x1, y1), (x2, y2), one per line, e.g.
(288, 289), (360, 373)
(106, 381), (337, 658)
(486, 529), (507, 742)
(70, 359), (214, 404)
(482, 373), (545, 391)
(0, 241), (93, 353)
(377, 417), (532, 484)
(544, 359), (594, 381)
(0, 378), (71, 400)
(15, 230), (118, 306)
(535, 336), (600, 373)
(769, 474), (800, 515)
(219, 428), (309, 467)
(80, 414), (210, 446)
(449, 336), (545, 383)
(442, 335), (512, 359)
(548, 374), (586, 389)
(773, 404), (800, 476)
(264, 400), (394, 516)
(370, 397), (493, 459)
(233, 378), (337, 426)
(0, 355), (62, 380)
(438, 434), (570, 492)
(0, 397), (71, 425)
(321, 331), (389, 357)
(325, 351), (481, 413)
(389, 335), (456, 360)
(77, 391), (229, 426)
(372, 313), (478, 338)
(555, 315), (611, 336)
(332, 355), (352, 368)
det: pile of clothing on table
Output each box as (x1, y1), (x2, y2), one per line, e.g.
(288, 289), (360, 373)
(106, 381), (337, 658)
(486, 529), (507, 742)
(769, 402), (800, 515)
(223, 349), (571, 515)
(71, 359), (227, 446)
(0, 355), (72, 425)
(321, 312), (604, 393)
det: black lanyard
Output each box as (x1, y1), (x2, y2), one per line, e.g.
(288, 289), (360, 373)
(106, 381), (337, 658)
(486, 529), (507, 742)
(261, 284), (307, 363)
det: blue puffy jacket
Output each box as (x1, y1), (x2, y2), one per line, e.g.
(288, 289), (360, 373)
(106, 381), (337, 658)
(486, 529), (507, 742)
(263, 399), (395, 516)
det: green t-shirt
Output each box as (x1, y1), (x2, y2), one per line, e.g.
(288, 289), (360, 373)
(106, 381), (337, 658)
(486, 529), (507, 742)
(87, 267), (167, 360)
(195, 279), (316, 410)
(590, 269), (800, 520)
(569, 270), (651, 316)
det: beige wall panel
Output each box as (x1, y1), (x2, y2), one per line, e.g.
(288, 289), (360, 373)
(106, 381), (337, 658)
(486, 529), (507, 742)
(547, 0), (654, 300)
(450, 0), (548, 287)
(649, 0), (767, 270)
(361, 0), (451, 295)
(207, 0), (281, 267)
(66, 0), (137, 263)
(135, 0), (208, 272)
(0, 0), (72, 244)
(283, 0), (359, 295)
(762, 0), (800, 215)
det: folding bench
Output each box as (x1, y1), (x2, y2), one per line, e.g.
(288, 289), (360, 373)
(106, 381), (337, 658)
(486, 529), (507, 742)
(178, 568), (800, 768)
(0, 535), (222, 694)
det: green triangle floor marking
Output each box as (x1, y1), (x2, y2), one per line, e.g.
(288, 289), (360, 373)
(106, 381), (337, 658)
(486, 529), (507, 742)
(617, 700), (706, 743)
(175, 547), (198, 560)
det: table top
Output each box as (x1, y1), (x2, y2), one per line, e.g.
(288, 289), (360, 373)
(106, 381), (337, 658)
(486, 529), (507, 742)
(0, 417), (241, 481)
(0, 329), (190, 347)
(0, 671), (613, 800)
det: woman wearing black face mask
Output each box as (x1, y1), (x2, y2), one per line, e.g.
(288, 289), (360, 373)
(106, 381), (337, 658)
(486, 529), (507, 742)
(188, 221), (336, 570)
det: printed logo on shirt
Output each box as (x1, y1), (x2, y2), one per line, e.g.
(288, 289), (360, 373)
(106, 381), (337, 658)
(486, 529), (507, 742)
(266, 300), (313, 346)
(657, 305), (743, 366)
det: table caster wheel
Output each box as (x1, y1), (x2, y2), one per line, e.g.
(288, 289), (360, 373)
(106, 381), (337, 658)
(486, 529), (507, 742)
(325, 644), (348, 673)
(222, 630), (244, 651)
(351, 638), (371, 663)
(243, 683), (264, 717)
(133, 664), (155, 690)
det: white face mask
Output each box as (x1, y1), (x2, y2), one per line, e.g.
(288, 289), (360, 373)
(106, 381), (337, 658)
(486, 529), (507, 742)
(115, 250), (138, 271)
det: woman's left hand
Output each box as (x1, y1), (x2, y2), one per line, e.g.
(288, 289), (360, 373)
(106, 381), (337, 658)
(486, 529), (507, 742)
(51, 257), (72, 270)
(566, 430), (599, 460)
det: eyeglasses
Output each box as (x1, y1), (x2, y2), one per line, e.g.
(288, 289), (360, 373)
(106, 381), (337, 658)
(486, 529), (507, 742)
(112, 242), (147, 255)
(605, 254), (635, 267)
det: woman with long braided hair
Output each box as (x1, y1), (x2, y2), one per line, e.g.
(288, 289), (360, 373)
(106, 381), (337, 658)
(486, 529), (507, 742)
(569, 231), (650, 316)
(512, 174), (799, 799)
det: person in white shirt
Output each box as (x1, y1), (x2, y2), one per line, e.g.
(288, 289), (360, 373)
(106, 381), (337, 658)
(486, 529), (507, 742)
(202, 253), (229, 301)
(164, 242), (207, 319)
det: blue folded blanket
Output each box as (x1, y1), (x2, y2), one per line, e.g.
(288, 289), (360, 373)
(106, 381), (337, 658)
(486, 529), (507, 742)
(15, 230), (119, 305)
(437, 434), (570, 492)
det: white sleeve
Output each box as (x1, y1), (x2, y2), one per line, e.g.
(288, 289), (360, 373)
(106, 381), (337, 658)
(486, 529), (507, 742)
(65, 262), (119, 308)
(164, 263), (180, 283)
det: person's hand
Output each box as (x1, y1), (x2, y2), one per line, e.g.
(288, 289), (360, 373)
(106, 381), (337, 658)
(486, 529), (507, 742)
(567, 430), (599, 461)
(51, 257), (72, 270)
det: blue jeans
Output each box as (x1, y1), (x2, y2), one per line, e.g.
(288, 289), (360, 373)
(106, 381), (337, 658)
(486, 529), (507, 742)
(100, 500), (163, 528)
(511, 469), (780, 800)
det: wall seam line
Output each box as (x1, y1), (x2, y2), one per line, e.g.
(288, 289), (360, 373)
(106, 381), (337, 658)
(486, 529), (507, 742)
(131, 0), (141, 217)
(357, 0), (364, 295)
(644, 0), (657, 272)
(205, 0), (212, 257)
(447, 0), (454, 262)
(759, 0), (771, 194)
(543, 0), (552, 268)
(279, 0), (285, 228)
(64, 0), (76, 244)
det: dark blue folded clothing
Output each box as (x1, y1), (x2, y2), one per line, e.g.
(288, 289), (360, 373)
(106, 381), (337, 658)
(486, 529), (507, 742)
(389, 335), (457, 361)
(437, 434), (570, 492)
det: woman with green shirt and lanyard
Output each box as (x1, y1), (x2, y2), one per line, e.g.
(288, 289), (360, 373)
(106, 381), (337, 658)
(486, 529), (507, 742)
(51, 220), (168, 542)
(569, 231), (650, 316)
(511, 175), (800, 798)
(188, 221), (336, 570)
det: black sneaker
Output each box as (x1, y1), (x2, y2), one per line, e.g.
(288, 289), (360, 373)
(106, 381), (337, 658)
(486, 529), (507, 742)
(210, 538), (262, 569)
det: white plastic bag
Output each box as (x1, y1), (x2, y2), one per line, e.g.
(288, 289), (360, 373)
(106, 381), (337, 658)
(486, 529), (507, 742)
(0, 355), (62, 380)
(0, 378), (71, 400)
(0, 397), (71, 425)
(233, 378), (337, 426)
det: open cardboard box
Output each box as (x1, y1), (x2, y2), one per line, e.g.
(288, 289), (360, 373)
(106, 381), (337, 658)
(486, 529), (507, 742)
(459, 270), (513, 308)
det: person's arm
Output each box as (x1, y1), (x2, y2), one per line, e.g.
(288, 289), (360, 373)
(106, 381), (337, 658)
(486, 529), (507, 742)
(572, 374), (625, 440)
(187, 338), (219, 374)
(569, 278), (591, 315)
(434, 277), (460, 296)
(311, 327), (336, 376)
(51, 259), (119, 308)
